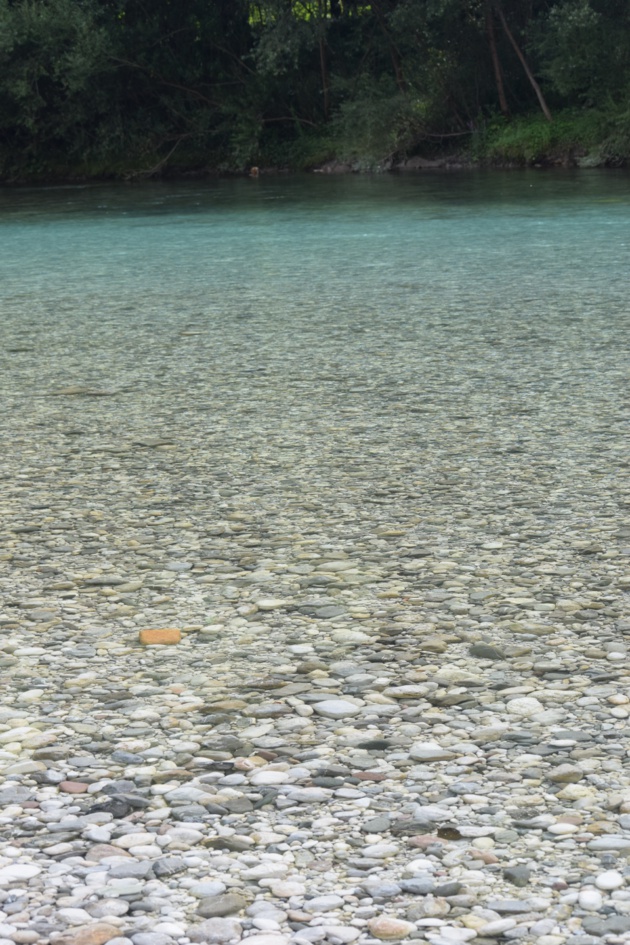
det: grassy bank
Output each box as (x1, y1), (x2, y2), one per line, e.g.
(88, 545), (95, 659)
(476, 107), (630, 168)
(1, 107), (629, 184)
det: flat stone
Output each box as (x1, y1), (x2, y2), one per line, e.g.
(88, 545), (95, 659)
(138, 628), (181, 645)
(54, 925), (122, 945)
(320, 926), (361, 944)
(85, 844), (132, 862)
(367, 917), (416, 940)
(582, 916), (630, 936)
(362, 815), (391, 833)
(152, 857), (187, 877)
(86, 900), (130, 918)
(303, 895), (345, 912)
(469, 643), (505, 660)
(409, 741), (456, 761)
(108, 861), (154, 879)
(400, 878), (435, 896)
(425, 931), (477, 945)
(547, 764), (584, 783)
(59, 780), (91, 793)
(198, 893), (248, 918)
(311, 700), (361, 719)
(360, 880), (402, 900)
(188, 919), (243, 943)
(0, 787), (32, 804)
(587, 836), (630, 851)
(189, 881), (228, 898)
(0, 864), (42, 884)
(486, 900), (538, 914)
(266, 880), (306, 897)
(131, 935), (174, 945)
(479, 919), (518, 936)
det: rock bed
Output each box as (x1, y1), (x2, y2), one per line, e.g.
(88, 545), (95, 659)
(1, 269), (630, 945)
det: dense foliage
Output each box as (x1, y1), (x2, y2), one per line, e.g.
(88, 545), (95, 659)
(1, 0), (629, 179)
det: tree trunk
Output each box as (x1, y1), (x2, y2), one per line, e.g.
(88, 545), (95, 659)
(486, 5), (509, 116)
(372, 0), (406, 91)
(319, 38), (330, 118)
(494, 2), (552, 121)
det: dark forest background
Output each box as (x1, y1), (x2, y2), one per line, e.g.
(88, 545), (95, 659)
(1, 0), (629, 180)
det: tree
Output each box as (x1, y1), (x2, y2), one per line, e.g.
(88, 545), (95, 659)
(0, 0), (114, 172)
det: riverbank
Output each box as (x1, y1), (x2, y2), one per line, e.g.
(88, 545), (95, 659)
(1, 109), (628, 185)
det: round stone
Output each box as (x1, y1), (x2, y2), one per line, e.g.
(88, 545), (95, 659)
(311, 700), (361, 719)
(506, 697), (544, 717)
(595, 870), (624, 891)
(578, 888), (603, 911)
(367, 917), (416, 940)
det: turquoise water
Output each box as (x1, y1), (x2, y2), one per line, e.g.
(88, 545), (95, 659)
(2, 172), (628, 319)
(1, 171), (629, 536)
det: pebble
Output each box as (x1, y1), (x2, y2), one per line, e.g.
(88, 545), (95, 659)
(578, 889), (603, 911)
(54, 925), (122, 945)
(198, 893), (247, 917)
(366, 918), (417, 940)
(503, 866), (532, 887)
(311, 700), (361, 719)
(188, 918), (243, 943)
(409, 741), (456, 761)
(594, 870), (624, 890)
(506, 697), (544, 718)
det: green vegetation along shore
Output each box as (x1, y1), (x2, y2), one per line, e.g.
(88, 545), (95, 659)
(1, 0), (629, 182)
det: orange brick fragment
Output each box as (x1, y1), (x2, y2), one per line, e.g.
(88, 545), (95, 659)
(139, 628), (181, 645)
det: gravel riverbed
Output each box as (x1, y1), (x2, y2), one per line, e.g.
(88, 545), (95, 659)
(1, 244), (630, 945)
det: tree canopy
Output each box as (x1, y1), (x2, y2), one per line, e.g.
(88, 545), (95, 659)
(1, 0), (629, 179)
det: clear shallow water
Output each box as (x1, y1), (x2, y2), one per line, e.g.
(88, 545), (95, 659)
(3, 172), (630, 940)
(1, 171), (629, 543)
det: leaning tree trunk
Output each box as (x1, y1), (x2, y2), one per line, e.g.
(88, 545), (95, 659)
(494, 2), (552, 122)
(486, 5), (509, 116)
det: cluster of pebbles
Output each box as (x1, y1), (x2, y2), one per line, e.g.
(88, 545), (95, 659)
(1, 220), (630, 945)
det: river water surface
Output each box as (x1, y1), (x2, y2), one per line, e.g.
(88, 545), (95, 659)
(2, 171), (629, 536)
(2, 171), (630, 939)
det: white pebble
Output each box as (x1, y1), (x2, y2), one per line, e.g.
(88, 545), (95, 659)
(311, 700), (361, 719)
(506, 697), (544, 717)
(578, 888), (603, 911)
(595, 870), (625, 891)
(0, 864), (42, 884)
